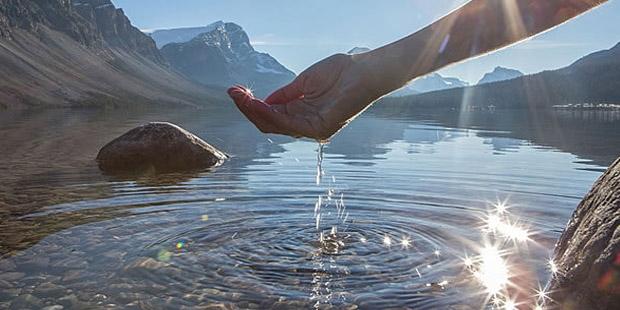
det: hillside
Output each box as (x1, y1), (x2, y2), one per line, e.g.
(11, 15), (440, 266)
(0, 0), (221, 109)
(380, 43), (620, 109)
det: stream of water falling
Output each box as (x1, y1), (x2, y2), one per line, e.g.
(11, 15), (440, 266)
(314, 142), (349, 254)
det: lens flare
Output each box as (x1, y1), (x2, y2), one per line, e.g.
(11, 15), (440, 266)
(503, 299), (517, 310)
(549, 259), (558, 274)
(400, 236), (411, 249)
(383, 235), (392, 247)
(495, 201), (508, 214)
(474, 245), (509, 294)
(463, 256), (474, 268)
(485, 213), (530, 242)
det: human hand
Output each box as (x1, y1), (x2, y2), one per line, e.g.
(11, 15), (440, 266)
(228, 53), (380, 141)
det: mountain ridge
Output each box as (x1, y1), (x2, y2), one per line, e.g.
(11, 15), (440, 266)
(0, 0), (220, 109)
(379, 42), (620, 109)
(390, 73), (469, 96)
(149, 21), (225, 48)
(477, 66), (524, 85)
(159, 22), (295, 97)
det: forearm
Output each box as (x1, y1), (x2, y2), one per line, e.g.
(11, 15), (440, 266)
(356, 0), (608, 97)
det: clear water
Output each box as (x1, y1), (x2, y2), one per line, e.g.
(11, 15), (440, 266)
(0, 105), (618, 309)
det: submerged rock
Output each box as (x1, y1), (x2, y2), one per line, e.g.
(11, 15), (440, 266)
(97, 122), (227, 173)
(549, 157), (620, 308)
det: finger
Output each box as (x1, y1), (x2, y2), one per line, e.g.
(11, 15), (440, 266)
(228, 86), (289, 134)
(265, 77), (304, 105)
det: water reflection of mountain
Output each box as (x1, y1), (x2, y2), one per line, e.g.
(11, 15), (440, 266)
(0, 106), (288, 255)
(2, 105), (618, 255)
(368, 104), (620, 167)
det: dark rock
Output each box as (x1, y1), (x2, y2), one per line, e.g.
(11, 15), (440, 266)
(72, 0), (165, 64)
(0, 259), (17, 271)
(34, 282), (66, 299)
(549, 157), (620, 308)
(9, 293), (43, 309)
(123, 257), (169, 273)
(57, 294), (82, 309)
(20, 256), (50, 270)
(0, 272), (24, 281)
(96, 122), (227, 173)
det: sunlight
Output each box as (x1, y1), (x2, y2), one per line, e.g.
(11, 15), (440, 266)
(401, 236), (411, 249)
(503, 298), (517, 310)
(549, 259), (559, 275)
(485, 212), (530, 243)
(383, 235), (392, 247)
(535, 284), (552, 305)
(501, 0), (528, 41)
(474, 245), (509, 294)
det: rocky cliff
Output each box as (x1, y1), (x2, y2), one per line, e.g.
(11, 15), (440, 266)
(72, 0), (165, 64)
(549, 157), (620, 308)
(0, 0), (219, 108)
(159, 22), (295, 97)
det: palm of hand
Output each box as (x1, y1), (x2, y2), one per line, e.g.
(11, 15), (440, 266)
(228, 53), (374, 141)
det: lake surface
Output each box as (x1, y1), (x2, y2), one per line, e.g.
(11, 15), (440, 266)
(1, 104), (619, 309)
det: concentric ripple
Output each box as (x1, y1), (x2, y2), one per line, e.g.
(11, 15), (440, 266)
(0, 109), (611, 309)
(119, 195), (468, 308)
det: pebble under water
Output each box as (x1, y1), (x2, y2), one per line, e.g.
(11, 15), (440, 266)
(1, 107), (619, 309)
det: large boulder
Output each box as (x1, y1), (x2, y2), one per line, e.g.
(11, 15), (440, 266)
(96, 122), (227, 173)
(549, 157), (620, 308)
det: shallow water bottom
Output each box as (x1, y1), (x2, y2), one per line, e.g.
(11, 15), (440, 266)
(1, 107), (618, 309)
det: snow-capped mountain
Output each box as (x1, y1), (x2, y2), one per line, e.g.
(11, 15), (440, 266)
(0, 0), (218, 108)
(390, 73), (469, 97)
(384, 42), (620, 109)
(149, 21), (225, 48)
(347, 47), (371, 54)
(477, 67), (524, 85)
(159, 22), (295, 96)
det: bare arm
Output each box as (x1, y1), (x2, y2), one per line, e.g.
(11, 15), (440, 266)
(359, 0), (608, 97)
(228, 0), (608, 141)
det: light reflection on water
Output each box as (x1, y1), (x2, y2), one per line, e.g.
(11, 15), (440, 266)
(0, 106), (618, 309)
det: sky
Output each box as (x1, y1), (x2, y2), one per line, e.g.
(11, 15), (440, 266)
(112, 0), (620, 84)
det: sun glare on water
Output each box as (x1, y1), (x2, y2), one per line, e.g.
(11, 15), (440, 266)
(474, 245), (509, 295)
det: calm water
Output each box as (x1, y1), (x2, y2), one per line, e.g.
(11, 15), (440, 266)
(0, 104), (619, 309)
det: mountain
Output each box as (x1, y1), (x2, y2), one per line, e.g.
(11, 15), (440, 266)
(390, 73), (469, 97)
(159, 22), (295, 97)
(347, 47), (371, 54)
(149, 21), (224, 48)
(0, 0), (219, 109)
(478, 66), (524, 84)
(345, 47), (468, 96)
(379, 42), (620, 109)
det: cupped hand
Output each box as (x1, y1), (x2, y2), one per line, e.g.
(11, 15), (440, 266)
(227, 53), (379, 141)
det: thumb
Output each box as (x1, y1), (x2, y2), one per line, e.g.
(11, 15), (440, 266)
(265, 78), (304, 105)
(227, 85), (254, 104)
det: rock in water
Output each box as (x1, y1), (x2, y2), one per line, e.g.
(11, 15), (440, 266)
(549, 157), (620, 308)
(97, 122), (227, 173)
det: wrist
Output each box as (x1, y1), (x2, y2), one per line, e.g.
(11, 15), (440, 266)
(353, 48), (410, 99)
